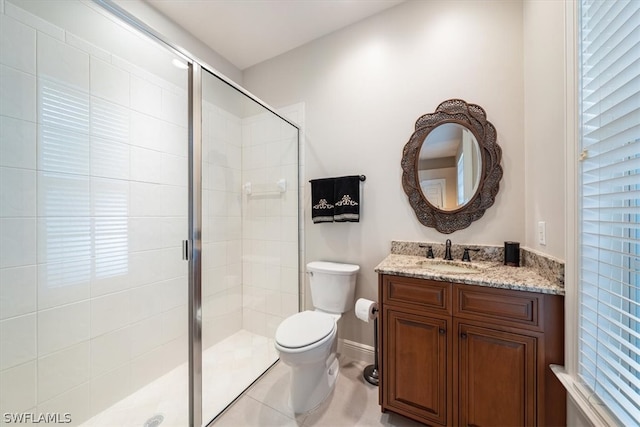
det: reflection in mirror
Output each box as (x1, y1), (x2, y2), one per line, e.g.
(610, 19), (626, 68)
(418, 123), (481, 210)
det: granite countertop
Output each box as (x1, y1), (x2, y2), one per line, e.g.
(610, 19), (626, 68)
(375, 253), (565, 296)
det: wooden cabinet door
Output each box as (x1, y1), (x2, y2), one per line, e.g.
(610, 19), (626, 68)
(384, 308), (450, 426)
(456, 322), (537, 427)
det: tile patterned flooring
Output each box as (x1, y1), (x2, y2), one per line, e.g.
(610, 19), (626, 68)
(211, 355), (424, 427)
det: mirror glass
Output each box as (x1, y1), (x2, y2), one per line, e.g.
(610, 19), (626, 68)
(417, 123), (482, 211)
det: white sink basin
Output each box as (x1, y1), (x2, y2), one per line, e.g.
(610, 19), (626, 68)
(414, 260), (486, 274)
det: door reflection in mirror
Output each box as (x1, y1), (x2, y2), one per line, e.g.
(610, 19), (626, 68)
(417, 123), (481, 211)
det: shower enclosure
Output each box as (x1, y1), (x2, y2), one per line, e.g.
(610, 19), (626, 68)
(0, 1), (300, 426)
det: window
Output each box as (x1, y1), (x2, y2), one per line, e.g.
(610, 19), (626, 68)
(578, 1), (640, 425)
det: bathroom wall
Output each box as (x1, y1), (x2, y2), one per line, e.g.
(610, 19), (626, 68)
(242, 0), (526, 346)
(523, 0), (566, 260)
(0, 0), (189, 423)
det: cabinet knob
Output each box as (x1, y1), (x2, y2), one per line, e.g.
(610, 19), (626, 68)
(460, 333), (468, 339)
(439, 328), (446, 335)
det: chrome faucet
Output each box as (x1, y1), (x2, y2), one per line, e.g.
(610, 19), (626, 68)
(444, 239), (453, 261)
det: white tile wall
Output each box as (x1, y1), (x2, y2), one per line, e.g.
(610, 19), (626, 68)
(129, 282), (163, 323)
(90, 57), (130, 107)
(130, 347), (164, 392)
(36, 172), (90, 217)
(0, 65), (36, 121)
(37, 342), (89, 403)
(37, 125), (91, 177)
(4, 1), (64, 40)
(130, 75), (162, 117)
(129, 315), (163, 358)
(0, 116), (37, 169)
(160, 334), (187, 371)
(37, 32), (89, 90)
(0, 265), (36, 319)
(89, 363), (131, 415)
(37, 301), (90, 355)
(130, 146), (163, 183)
(0, 4), (189, 424)
(0, 313), (36, 370)
(90, 137), (130, 180)
(90, 328), (130, 377)
(37, 259), (91, 309)
(0, 218), (36, 268)
(90, 97), (129, 144)
(0, 14), (36, 73)
(0, 360), (37, 413)
(90, 291), (130, 338)
(0, 167), (36, 217)
(37, 383), (90, 426)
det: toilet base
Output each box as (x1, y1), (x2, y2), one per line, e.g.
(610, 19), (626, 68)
(288, 355), (340, 413)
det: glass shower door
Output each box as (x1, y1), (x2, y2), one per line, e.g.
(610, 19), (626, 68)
(200, 70), (300, 423)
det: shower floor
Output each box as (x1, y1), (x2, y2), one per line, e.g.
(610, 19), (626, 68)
(81, 330), (279, 427)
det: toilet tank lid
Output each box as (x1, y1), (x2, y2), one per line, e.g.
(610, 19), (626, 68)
(307, 261), (360, 275)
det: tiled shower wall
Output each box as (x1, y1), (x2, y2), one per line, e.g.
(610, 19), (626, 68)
(0, 2), (189, 424)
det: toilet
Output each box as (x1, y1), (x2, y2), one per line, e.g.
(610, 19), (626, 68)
(274, 261), (359, 413)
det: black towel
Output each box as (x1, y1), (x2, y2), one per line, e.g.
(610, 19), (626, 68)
(310, 178), (335, 223)
(334, 175), (360, 222)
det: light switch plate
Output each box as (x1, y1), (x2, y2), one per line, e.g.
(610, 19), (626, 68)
(538, 221), (546, 245)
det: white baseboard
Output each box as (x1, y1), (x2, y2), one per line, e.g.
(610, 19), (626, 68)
(338, 338), (375, 364)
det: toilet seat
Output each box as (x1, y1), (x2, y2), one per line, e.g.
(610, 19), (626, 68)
(275, 311), (335, 349)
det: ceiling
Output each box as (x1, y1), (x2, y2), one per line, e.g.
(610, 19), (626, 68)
(145, 0), (405, 70)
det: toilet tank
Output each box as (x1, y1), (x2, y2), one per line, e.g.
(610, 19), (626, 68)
(307, 261), (359, 314)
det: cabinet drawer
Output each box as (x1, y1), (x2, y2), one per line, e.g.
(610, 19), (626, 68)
(454, 284), (540, 330)
(383, 275), (450, 313)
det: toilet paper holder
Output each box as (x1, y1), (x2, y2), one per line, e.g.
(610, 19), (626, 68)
(363, 306), (379, 386)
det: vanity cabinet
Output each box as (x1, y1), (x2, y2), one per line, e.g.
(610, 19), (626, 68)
(379, 274), (565, 427)
(456, 322), (537, 426)
(386, 309), (450, 425)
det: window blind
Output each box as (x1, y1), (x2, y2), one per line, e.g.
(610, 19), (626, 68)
(578, 0), (640, 425)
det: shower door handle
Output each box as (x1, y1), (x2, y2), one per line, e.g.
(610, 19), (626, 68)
(182, 240), (191, 261)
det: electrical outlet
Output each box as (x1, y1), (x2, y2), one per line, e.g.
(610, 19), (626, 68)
(538, 221), (546, 245)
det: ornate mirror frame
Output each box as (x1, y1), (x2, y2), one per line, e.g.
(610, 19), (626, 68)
(401, 99), (503, 234)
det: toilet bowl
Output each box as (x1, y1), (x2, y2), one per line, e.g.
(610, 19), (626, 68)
(275, 310), (339, 413)
(274, 261), (359, 414)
